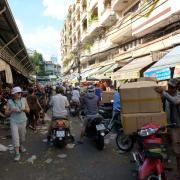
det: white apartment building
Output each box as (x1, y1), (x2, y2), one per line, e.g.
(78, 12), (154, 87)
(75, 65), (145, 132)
(61, 0), (180, 83)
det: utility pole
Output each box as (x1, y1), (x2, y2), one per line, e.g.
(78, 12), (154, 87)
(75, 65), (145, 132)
(76, 41), (81, 85)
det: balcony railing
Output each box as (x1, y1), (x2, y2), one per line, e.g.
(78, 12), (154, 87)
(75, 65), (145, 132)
(88, 19), (101, 36)
(109, 13), (133, 43)
(89, 0), (98, 11)
(100, 7), (116, 27)
(81, 30), (89, 42)
(112, 0), (134, 11)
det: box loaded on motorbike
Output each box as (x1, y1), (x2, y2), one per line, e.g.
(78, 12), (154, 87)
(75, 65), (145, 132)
(115, 80), (176, 180)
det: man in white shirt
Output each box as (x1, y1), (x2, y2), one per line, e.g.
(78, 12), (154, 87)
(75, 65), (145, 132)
(49, 86), (69, 118)
(47, 86), (69, 141)
(71, 87), (80, 104)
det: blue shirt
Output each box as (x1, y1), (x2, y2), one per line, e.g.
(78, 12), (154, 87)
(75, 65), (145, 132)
(8, 98), (27, 124)
(95, 88), (102, 100)
(113, 91), (120, 110)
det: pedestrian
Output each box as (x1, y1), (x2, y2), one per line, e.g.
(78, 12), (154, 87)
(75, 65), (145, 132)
(155, 79), (180, 178)
(5, 86), (29, 161)
(36, 86), (46, 124)
(27, 87), (42, 131)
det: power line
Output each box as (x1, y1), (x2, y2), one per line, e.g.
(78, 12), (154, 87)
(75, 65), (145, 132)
(62, 0), (169, 72)
(61, 0), (155, 48)
(105, 0), (168, 38)
(81, 0), (169, 58)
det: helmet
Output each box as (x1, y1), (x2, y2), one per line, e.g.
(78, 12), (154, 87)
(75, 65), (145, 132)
(56, 86), (64, 94)
(168, 79), (177, 88)
(87, 85), (95, 93)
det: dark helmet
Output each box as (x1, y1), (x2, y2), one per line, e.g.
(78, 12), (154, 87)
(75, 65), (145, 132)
(168, 79), (177, 88)
(56, 86), (64, 94)
(87, 85), (95, 93)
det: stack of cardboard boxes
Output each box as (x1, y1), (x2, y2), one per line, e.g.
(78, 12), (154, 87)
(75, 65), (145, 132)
(101, 91), (114, 104)
(120, 81), (167, 134)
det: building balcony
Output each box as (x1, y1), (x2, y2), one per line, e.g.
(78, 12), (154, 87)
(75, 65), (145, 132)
(91, 39), (114, 55)
(81, 10), (87, 21)
(132, 0), (175, 37)
(109, 13), (133, 44)
(81, 30), (89, 43)
(89, 0), (98, 11)
(88, 20), (102, 37)
(112, 0), (134, 11)
(100, 8), (117, 27)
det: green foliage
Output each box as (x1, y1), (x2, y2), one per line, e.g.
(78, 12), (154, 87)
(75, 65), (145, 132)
(29, 51), (45, 76)
(63, 53), (75, 67)
(83, 42), (93, 52)
(88, 10), (98, 25)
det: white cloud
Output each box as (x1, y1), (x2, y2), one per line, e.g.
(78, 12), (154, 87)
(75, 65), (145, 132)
(15, 19), (61, 63)
(42, 0), (74, 20)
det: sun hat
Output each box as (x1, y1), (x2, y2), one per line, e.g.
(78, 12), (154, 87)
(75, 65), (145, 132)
(11, 87), (22, 95)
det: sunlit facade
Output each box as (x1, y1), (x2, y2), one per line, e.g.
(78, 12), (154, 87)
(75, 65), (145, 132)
(61, 0), (180, 82)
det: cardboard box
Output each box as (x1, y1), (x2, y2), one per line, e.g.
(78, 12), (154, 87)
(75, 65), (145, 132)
(120, 81), (163, 114)
(122, 112), (167, 134)
(101, 91), (114, 104)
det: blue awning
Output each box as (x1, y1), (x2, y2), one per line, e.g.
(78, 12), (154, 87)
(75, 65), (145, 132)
(144, 68), (171, 81)
(145, 45), (180, 72)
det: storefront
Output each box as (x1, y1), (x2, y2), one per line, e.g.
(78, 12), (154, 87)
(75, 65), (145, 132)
(112, 55), (154, 80)
(0, 58), (13, 84)
(144, 45), (180, 81)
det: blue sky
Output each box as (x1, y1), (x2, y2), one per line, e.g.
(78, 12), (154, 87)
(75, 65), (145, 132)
(7, 0), (73, 63)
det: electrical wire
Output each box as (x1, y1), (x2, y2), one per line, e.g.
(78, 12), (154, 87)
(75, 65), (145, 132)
(62, 0), (155, 48)
(105, 0), (168, 38)
(81, 0), (169, 58)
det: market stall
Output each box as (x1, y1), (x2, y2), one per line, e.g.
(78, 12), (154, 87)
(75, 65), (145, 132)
(144, 45), (180, 80)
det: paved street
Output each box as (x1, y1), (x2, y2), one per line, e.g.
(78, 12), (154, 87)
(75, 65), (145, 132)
(0, 114), (135, 180)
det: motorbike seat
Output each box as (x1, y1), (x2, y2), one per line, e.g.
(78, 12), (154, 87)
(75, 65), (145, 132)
(86, 114), (103, 121)
(99, 106), (112, 111)
(52, 116), (68, 121)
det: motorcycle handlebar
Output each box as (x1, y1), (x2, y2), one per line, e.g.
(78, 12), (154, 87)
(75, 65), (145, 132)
(159, 123), (177, 131)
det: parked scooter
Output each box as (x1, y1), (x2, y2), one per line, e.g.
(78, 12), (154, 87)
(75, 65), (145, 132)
(131, 123), (175, 180)
(49, 117), (74, 147)
(81, 112), (106, 150)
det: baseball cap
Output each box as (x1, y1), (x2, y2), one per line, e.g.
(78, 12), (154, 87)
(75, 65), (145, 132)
(11, 87), (22, 95)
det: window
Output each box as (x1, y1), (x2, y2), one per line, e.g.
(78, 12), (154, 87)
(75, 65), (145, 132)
(124, 1), (140, 16)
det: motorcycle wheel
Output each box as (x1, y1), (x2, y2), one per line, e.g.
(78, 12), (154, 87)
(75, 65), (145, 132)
(144, 172), (166, 180)
(116, 133), (134, 152)
(96, 135), (104, 150)
(53, 139), (65, 148)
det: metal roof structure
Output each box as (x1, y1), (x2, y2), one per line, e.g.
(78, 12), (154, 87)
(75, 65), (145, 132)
(0, 0), (34, 78)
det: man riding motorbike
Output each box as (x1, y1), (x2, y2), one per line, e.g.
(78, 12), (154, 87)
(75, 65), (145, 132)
(71, 87), (80, 104)
(47, 86), (69, 141)
(78, 86), (99, 143)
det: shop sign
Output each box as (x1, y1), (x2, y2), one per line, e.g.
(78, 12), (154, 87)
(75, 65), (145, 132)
(173, 65), (180, 78)
(144, 68), (171, 80)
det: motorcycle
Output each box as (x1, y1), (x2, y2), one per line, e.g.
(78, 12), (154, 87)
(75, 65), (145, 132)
(99, 103), (113, 120)
(130, 123), (175, 180)
(83, 114), (106, 150)
(69, 100), (79, 117)
(49, 117), (74, 147)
